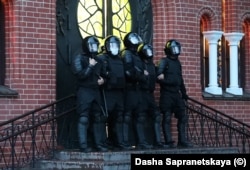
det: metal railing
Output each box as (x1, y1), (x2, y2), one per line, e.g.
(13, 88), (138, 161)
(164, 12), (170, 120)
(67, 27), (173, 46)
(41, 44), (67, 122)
(186, 97), (250, 154)
(0, 95), (76, 170)
(0, 95), (249, 169)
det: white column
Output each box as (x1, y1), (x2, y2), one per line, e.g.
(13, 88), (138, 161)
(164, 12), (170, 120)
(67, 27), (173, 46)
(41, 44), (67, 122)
(224, 32), (244, 95)
(203, 31), (223, 95)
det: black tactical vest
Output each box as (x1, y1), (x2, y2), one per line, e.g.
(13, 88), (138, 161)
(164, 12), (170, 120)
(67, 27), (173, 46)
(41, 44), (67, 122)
(102, 54), (126, 89)
(140, 60), (156, 91)
(122, 50), (145, 85)
(161, 57), (182, 92)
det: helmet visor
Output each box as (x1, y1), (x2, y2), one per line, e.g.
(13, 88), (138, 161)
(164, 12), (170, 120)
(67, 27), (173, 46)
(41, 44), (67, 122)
(146, 48), (153, 57)
(109, 42), (119, 55)
(88, 43), (98, 53)
(129, 36), (141, 45)
(171, 46), (180, 55)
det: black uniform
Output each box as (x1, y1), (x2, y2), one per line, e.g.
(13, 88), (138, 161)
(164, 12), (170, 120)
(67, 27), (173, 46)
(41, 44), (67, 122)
(157, 39), (193, 148)
(98, 35), (129, 150)
(121, 32), (152, 149)
(71, 36), (108, 152)
(137, 43), (166, 149)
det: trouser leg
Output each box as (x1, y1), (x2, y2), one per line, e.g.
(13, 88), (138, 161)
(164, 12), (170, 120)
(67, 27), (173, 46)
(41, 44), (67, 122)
(114, 112), (123, 145)
(135, 112), (152, 149)
(123, 112), (132, 146)
(111, 111), (131, 150)
(152, 113), (168, 148)
(162, 112), (175, 148)
(177, 112), (193, 148)
(78, 116), (92, 152)
(92, 114), (108, 152)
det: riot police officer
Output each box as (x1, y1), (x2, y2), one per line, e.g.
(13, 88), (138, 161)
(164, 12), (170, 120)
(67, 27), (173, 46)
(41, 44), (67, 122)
(137, 43), (167, 149)
(71, 35), (108, 152)
(98, 35), (130, 150)
(121, 32), (152, 149)
(157, 39), (193, 148)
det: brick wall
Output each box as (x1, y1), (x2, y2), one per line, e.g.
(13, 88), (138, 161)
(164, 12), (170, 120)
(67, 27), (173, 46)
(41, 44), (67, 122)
(0, 0), (249, 126)
(0, 0), (56, 121)
(152, 0), (250, 125)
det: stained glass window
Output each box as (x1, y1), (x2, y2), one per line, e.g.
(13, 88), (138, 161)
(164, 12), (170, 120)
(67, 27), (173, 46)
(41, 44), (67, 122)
(77, 0), (131, 45)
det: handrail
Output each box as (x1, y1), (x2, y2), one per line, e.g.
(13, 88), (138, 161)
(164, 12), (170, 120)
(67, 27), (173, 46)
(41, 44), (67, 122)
(0, 94), (77, 170)
(186, 97), (250, 153)
(188, 97), (250, 130)
(0, 94), (75, 127)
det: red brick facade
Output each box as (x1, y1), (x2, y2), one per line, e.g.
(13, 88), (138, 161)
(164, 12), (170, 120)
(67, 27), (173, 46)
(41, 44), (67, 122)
(152, 0), (250, 125)
(1, 0), (56, 119)
(1, 0), (250, 126)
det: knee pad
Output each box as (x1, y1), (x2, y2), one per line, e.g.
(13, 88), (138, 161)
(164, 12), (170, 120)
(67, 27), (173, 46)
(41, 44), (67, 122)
(124, 111), (132, 123)
(163, 112), (172, 124)
(154, 114), (161, 123)
(124, 115), (131, 124)
(79, 116), (89, 125)
(137, 113), (146, 123)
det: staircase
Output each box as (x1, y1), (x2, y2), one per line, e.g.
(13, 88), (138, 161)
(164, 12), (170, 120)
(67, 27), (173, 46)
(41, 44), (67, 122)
(20, 147), (239, 170)
(1, 95), (249, 170)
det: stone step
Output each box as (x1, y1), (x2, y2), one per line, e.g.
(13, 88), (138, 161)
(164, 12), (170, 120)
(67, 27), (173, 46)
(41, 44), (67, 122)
(20, 147), (239, 170)
(35, 159), (129, 170)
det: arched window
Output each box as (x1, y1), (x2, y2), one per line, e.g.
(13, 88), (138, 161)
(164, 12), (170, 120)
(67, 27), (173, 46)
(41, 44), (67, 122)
(77, 0), (131, 43)
(200, 19), (209, 91)
(201, 22), (246, 98)
(200, 12), (246, 98)
(76, 0), (152, 45)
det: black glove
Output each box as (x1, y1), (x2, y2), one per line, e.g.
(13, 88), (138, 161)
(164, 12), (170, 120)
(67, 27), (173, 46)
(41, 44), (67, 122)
(182, 93), (189, 101)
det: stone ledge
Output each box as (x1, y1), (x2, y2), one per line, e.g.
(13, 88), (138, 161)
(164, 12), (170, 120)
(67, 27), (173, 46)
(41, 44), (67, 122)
(0, 85), (18, 97)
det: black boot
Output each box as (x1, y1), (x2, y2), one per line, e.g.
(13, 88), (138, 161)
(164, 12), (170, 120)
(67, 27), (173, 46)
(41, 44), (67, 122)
(114, 123), (131, 150)
(153, 118), (169, 149)
(93, 122), (109, 152)
(177, 116), (193, 148)
(135, 114), (153, 150)
(113, 115), (132, 150)
(162, 113), (176, 148)
(153, 125), (169, 149)
(78, 116), (92, 152)
(123, 114), (134, 149)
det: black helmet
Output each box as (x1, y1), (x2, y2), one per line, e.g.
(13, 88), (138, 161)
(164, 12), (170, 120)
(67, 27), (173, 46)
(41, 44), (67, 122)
(82, 35), (100, 54)
(123, 32), (143, 51)
(137, 44), (153, 60)
(104, 35), (121, 56)
(164, 39), (181, 56)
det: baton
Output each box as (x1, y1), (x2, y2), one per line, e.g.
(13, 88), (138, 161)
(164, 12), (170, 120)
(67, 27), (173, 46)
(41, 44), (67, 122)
(102, 89), (108, 117)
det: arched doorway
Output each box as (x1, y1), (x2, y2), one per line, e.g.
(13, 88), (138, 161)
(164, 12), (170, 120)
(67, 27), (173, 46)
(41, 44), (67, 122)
(56, 0), (153, 148)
